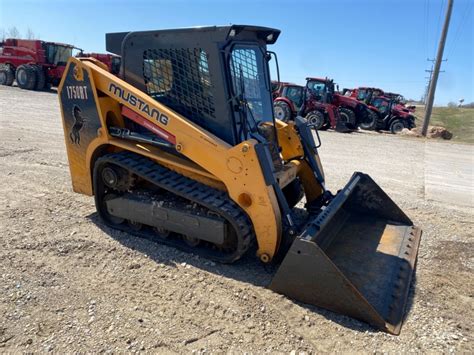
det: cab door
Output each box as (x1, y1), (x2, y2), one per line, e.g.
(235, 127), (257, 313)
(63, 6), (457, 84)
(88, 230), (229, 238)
(284, 85), (304, 111)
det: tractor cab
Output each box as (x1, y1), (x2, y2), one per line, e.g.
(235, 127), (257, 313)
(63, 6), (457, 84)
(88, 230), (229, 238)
(354, 87), (385, 105)
(280, 84), (305, 110)
(305, 77), (335, 104)
(44, 43), (82, 67)
(385, 92), (406, 104)
(351, 87), (390, 106)
(371, 96), (392, 117)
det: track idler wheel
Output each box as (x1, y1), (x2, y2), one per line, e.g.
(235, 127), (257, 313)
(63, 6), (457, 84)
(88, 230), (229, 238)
(101, 165), (134, 191)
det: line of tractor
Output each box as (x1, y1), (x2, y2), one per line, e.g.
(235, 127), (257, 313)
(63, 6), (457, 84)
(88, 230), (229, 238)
(272, 79), (417, 134)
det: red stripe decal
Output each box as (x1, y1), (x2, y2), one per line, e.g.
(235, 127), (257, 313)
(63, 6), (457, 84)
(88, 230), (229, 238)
(121, 106), (176, 145)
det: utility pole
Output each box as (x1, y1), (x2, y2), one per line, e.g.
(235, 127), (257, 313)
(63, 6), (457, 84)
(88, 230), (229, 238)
(422, 0), (454, 136)
(424, 63), (445, 105)
(424, 67), (434, 105)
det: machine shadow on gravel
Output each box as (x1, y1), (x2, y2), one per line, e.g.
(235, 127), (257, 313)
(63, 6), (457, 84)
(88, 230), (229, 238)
(87, 212), (418, 335)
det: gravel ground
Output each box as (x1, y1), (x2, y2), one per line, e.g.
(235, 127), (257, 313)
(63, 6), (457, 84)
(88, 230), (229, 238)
(0, 85), (472, 352)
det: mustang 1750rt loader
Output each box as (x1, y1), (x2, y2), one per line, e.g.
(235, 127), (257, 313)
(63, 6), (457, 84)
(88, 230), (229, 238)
(58, 25), (421, 334)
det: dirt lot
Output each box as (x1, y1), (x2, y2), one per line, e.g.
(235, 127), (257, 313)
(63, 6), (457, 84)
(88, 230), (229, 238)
(1, 85), (472, 352)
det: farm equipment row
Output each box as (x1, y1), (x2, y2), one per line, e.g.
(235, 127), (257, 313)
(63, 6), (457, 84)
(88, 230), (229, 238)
(273, 80), (416, 134)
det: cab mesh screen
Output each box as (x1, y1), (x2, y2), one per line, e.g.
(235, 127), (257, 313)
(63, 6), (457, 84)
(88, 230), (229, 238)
(229, 48), (260, 100)
(143, 48), (215, 125)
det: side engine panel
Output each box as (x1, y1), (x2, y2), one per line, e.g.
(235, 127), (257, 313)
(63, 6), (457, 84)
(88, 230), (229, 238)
(59, 59), (103, 194)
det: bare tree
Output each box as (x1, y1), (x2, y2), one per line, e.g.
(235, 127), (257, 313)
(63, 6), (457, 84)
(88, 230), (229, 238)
(25, 27), (36, 40)
(7, 26), (20, 38)
(0, 28), (6, 41)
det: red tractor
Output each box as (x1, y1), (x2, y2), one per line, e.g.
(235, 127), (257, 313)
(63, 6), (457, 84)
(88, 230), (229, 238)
(80, 52), (121, 75)
(384, 91), (416, 112)
(350, 87), (416, 133)
(272, 81), (351, 132)
(273, 78), (377, 131)
(272, 81), (304, 121)
(351, 87), (416, 111)
(307, 77), (378, 131)
(368, 96), (416, 133)
(0, 39), (121, 91)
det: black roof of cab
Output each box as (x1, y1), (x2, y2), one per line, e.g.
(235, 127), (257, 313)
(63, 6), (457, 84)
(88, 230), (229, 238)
(106, 25), (280, 56)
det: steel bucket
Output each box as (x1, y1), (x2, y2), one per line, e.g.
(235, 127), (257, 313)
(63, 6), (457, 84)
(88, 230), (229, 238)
(270, 173), (421, 334)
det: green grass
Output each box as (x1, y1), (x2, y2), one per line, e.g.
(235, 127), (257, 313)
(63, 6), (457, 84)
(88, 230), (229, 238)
(412, 105), (474, 144)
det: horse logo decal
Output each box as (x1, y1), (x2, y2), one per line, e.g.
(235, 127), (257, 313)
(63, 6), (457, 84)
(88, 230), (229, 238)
(69, 105), (87, 145)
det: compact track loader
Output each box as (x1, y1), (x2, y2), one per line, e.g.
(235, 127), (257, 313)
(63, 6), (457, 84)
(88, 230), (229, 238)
(58, 26), (421, 334)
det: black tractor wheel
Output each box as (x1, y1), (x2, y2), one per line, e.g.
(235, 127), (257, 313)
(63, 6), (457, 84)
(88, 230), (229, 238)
(0, 66), (15, 86)
(338, 107), (356, 128)
(305, 110), (325, 130)
(273, 101), (292, 122)
(15, 65), (37, 90)
(389, 119), (406, 134)
(359, 109), (378, 130)
(34, 65), (46, 90)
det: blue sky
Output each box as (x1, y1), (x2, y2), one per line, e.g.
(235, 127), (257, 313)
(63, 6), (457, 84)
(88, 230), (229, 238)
(1, 0), (472, 105)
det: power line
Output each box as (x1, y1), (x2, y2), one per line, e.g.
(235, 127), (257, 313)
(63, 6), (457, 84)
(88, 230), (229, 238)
(445, 1), (472, 58)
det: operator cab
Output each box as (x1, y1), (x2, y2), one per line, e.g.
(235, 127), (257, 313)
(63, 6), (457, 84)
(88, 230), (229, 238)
(306, 77), (335, 104)
(43, 43), (80, 66)
(372, 97), (392, 115)
(106, 25), (281, 146)
(282, 85), (305, 110)
(356, 88), (369, 102)
(357, 87), (384, 105)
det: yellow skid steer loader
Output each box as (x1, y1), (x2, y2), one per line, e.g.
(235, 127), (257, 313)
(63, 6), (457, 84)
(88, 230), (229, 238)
(58, 25), (421, 334)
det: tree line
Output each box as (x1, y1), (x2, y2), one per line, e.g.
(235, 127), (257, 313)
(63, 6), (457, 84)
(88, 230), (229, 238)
(0, 26), (38, 41)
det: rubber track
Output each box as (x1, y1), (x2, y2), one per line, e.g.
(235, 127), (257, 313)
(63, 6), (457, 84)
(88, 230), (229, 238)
(95, 151), (254, 263)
